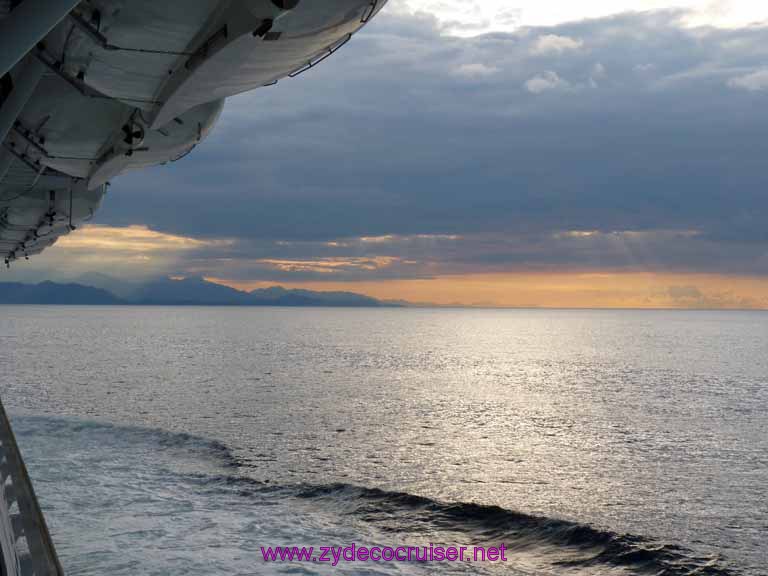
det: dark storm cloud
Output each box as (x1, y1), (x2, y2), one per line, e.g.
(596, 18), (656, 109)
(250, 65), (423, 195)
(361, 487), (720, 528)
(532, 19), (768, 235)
(97, 8), (768, 277)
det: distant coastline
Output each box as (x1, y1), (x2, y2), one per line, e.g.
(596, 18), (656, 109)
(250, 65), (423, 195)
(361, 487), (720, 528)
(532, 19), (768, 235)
(1, 278), (765, 311)
(0, 278), (402, 308)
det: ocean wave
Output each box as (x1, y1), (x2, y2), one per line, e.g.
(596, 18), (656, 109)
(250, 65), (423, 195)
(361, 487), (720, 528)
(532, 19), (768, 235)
(14, 415), (737, 575)
(192, 478), (733, 575)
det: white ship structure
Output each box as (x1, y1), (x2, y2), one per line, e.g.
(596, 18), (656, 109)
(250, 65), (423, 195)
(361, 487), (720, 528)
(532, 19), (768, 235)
(0, 0), (386, 267)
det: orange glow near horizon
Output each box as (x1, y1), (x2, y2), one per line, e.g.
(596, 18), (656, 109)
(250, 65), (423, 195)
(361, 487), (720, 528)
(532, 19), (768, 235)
(39, 225), (768, 310)
(205, 272), (768, 310)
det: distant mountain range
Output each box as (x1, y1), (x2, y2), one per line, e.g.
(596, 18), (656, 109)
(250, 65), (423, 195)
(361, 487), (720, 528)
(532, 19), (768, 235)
(0, 281), (121, 305)
(0, 277), (400, 307)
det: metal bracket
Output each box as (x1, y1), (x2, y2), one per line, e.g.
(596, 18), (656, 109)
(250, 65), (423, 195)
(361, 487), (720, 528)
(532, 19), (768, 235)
(2, 141), (43, 173)
(12, 121), (50, 158)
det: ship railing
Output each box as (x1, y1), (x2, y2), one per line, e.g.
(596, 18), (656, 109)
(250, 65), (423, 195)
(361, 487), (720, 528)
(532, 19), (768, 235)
(0, 398), (64, 576)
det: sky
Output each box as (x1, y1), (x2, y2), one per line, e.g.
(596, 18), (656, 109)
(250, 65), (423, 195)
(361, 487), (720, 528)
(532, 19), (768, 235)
(6, 0), (768, 308)
(395, 0), (768, 35)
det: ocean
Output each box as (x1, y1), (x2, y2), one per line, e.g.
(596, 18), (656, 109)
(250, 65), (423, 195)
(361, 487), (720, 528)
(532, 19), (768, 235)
(1, 306), (765, 575)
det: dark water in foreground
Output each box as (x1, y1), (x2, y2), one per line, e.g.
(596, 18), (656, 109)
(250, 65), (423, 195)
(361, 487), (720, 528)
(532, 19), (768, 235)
(0, 306), (766, 575)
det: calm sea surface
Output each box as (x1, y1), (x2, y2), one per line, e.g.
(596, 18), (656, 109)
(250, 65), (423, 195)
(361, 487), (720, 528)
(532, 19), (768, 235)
(0, 306), (766, 575)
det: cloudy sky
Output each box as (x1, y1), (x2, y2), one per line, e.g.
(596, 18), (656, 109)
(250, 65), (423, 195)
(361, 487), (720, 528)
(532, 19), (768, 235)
(8, 0), (768, 308)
